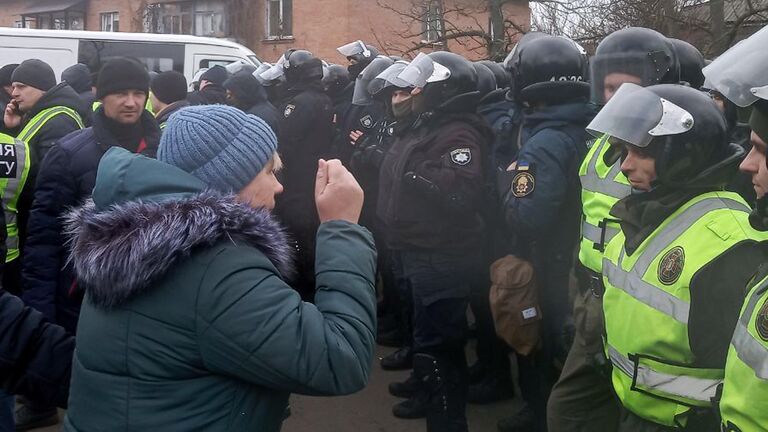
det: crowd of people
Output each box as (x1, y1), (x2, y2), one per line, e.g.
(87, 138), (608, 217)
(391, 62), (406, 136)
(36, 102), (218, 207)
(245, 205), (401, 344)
(0, 22), (767, 432)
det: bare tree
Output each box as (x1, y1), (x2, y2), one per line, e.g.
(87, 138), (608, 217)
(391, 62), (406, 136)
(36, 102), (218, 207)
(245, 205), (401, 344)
(530, 0), (768, 56)
(373, 0), (531, 60)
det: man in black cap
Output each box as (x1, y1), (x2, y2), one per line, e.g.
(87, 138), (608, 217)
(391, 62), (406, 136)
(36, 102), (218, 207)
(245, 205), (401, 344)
(3, 59), (88, 163)
(22, 56), (160, 341)
(223, 70), (280, 134)
(187, 65), (228, 105)
(0, 64), (18, 113)
(61, 63), (96, 112)
(149, 71), (190, 130)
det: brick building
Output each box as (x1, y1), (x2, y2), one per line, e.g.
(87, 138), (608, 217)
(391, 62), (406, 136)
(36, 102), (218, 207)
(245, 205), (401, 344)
(0, 0), (530, 63)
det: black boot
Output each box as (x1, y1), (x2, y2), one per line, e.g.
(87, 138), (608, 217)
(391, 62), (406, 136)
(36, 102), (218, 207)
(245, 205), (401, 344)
(380, 346), (413, 370)
(414, 353), (468, 432)
(468, 374), (515, 404)
(14, 404), (58, 431)
(392, 393), (428, 419)
(389, 372), (421, 398)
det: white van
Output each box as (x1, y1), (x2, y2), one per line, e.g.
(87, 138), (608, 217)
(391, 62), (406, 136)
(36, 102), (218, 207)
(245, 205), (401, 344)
(0, 28), (261, 88)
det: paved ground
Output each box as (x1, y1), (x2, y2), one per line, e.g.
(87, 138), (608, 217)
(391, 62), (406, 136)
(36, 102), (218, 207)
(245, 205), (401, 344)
(31, 344), (521, 432)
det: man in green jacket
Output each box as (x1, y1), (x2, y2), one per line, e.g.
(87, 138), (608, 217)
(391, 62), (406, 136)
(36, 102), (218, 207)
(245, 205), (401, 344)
(62, 105), (377, 431)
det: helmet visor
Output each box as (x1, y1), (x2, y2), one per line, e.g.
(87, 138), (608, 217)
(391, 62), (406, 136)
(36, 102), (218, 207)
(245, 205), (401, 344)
(353, 76), (374, 106)
(703, 27), (768, 107)
(396, 53), (451, 88)
(259, 56), (286, 81)
(337, 40), (371, 58)
(590, 52), (676, 104)
(369, 62), (411, 96)
(586, 83), (694, 148)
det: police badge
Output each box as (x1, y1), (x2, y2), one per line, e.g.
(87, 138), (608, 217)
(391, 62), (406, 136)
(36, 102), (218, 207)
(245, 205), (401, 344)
(360, 114), (373, 129)
(756, 298), (768, 342)
(450, 148), (471, 166)
(658, 246), (685, 286)
(284, 104), (295, 118)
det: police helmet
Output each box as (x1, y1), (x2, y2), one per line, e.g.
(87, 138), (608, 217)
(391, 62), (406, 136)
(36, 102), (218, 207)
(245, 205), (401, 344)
(396, 52), (478, 112)
(283, 49), (323, 84)
(591, 27), (680, 104)
(352, 56), (395, 106)
(337, 40), (380, 79)
(478, 60), (509, 89)
(587, 83), (730, 186)
(472, 62), (497, 98)
(322, 64), (351, 98)
(513, 35), (589, 104)
(669, 39), (705, 89)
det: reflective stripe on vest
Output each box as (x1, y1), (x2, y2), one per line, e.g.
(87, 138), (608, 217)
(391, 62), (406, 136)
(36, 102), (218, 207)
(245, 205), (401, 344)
(720, 273), (768, 431)
(603, 197), (750, 323)
(0, 135), (30, 262)
(582, 219), (620, 251)
(602, 191), (763, 427)
(731, 281), (768, 380)
(17, 106), (84, 143)
(578, 135), (631, 273)
(581, 138), (629, 199)
(608, 346), (722, 405)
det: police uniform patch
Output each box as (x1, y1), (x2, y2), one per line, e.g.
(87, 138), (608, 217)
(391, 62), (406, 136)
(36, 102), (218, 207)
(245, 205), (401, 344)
(387, 125), (395, 136)
(360, 114), (373, 129)
(756, 298), (768, 342)
(450, 148), (471, 166)
(658, 246), (685, 286)
(511, 172), (534, 197)
(284, 104), (295, 118)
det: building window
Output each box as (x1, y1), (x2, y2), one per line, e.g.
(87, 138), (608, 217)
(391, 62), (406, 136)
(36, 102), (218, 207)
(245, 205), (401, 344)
(21, 12), (84, 30)
(266, 0), (293, 39)
(423, 1), (443, 43)
(101, 12), (119, 32)
(144, 1), (228, 37)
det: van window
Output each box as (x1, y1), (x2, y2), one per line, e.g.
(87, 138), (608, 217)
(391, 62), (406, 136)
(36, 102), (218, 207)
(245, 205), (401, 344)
(199, 59), (234, 69)
(78, 39), (183, 75)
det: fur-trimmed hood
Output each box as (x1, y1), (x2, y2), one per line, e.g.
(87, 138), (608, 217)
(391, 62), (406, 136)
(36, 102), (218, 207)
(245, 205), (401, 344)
(66, 193), (293, 308)
(64, 147), (293, 309)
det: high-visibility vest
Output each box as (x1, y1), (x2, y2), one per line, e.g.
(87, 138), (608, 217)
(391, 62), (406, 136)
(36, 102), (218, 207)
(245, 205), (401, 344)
(0, 133), (30, 263)
(720, 269), (768, 432)
(602, 191), (768, 427)
(17, 106), (84, 144)
(578, 135), (631, 273)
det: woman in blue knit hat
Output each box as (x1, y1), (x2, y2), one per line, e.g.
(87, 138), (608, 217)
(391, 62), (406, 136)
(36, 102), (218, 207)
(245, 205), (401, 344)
(61, 105), (377, 432)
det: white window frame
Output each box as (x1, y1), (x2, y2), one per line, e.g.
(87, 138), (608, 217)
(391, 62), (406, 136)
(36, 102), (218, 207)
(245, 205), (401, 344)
(422, 1), (443, 44)
(266, 0), (293, 39)
(100, 12), (119, 32)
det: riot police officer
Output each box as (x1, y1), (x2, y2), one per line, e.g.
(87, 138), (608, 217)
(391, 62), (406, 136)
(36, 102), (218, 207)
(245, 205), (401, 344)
(377, 52), (492, 432)
(548, 27), (682, 432)
(264, 49), (334, 301)
(702, 26), (768, 431)
(501, 34), (595, 432)
(589, 82), (768, 431)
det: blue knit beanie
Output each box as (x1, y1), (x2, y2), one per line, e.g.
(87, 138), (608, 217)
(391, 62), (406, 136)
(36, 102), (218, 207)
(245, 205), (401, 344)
(158, 105), (278, 192)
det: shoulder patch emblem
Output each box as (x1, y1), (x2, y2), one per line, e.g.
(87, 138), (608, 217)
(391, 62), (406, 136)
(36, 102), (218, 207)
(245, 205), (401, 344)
(511, 172), (535, 197)
(756, 298), (768, 342)
(658, 246), (685, 286)
(387, 125), (395, 136)
(284, 104), (296, 118)
(450, 148), (471, 166)
(360, 114), (373, 129)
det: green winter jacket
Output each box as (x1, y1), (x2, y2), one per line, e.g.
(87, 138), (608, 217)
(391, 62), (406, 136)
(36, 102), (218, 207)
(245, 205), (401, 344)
(62, 147), (377, 431)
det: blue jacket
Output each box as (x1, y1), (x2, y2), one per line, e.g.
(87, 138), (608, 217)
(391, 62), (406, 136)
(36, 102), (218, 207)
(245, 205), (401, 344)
(21, 110), (160, 333)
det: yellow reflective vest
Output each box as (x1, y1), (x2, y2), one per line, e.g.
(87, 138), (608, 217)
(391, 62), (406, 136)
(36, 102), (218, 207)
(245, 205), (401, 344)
(603, 191), (768, 427)
(578, 135), (631, 273)
(0, 132), (30, 263)
(720, 268), (768, 432)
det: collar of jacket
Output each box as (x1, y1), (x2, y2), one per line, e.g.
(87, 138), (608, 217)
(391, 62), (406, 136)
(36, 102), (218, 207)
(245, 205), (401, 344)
(65, 191), (294, 309)
(93, 108), (161, 157)
(156, 100), (190, 125)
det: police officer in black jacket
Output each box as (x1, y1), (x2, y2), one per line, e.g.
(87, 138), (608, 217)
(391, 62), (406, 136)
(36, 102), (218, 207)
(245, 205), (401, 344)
(268, 49), (334, 301)
(377, 52), (492, 432)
